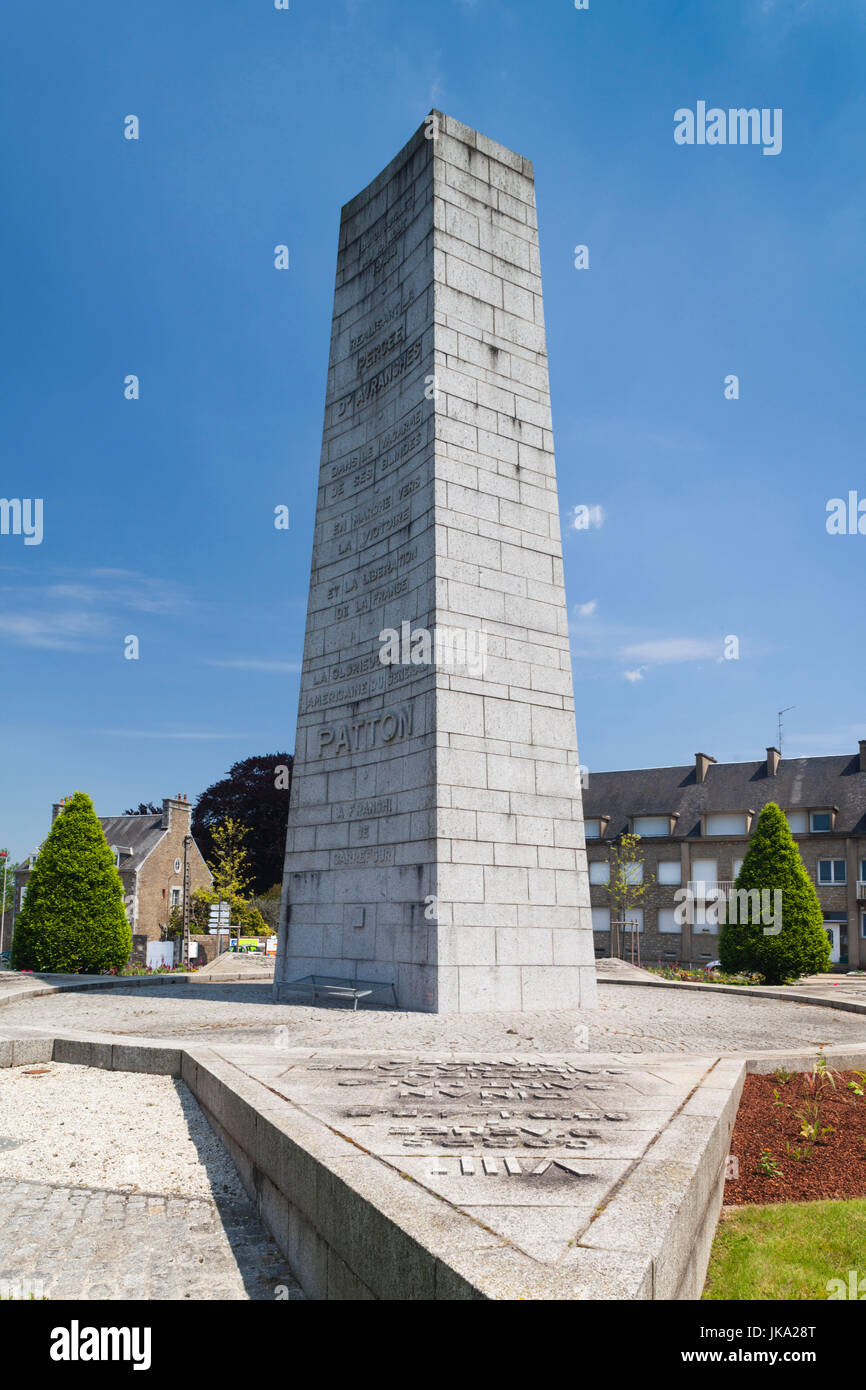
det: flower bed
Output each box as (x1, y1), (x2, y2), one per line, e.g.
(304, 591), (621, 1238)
(725, 1058), (866, 1205)
(647, 963), (762, 986)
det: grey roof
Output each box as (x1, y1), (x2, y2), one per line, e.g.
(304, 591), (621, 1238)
(99, 815), (166, 869)
(583, 755), (866, 840)
(18, 814), (166, 876)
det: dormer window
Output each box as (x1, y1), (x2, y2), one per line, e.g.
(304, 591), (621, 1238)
(632, 816), (669, 838)
(810, 811), (832, 833)
(705, 812), (750, 837)
(786, 810), (808, 834)
(584, 819), (601, 839)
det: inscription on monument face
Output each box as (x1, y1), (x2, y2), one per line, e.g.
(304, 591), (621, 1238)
(334, 338), (423, 421)
(314, 702), (414, 758)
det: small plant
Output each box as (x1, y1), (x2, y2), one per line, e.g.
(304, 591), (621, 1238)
(772, 1087), (790, 1126)
(795, 1101), (835, 1145)
(785, 1141), (814, 1163)
(847, 1071), (866, 1098)
(773, 1066), (794, 1085)
(805, 1053), (838, 1095)
(758, 1148), (783, 1177)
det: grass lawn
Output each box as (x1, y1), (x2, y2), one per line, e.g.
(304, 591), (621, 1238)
(703, 1199), (866, 1299)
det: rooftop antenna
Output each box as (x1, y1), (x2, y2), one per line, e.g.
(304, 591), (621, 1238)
(777, 706), (795, 757)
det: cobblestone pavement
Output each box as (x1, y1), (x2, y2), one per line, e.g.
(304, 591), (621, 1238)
(0, 1065), (303, 1301)
(0, 1178), (302, 1301)
(2, 979), (866, 1054)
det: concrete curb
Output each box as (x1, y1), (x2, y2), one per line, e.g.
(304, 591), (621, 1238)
(599, 974), (866, 1016)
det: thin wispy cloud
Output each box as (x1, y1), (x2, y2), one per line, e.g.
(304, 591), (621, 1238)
(0, 611), (111, 651)
(0, 569), (194, 651)
(620, 638), (723, 665)
(207, 657), (302, 674)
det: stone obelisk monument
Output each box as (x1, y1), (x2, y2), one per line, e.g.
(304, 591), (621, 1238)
(274, 112), (597, 1013)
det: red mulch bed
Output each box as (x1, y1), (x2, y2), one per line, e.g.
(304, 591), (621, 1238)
(725, 1068), (866, 1205)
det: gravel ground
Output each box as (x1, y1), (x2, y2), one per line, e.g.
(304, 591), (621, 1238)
(0, 1064), (303, 1300)
(0, 1064), (243, 1195)
(2, 979), (866, 1053)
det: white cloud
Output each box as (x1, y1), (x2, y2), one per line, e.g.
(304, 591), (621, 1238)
(0, 610), (110, 651)
(623, 667), (646, 683)
(620, 637), (721, 665)
(574, 600), (597, 618)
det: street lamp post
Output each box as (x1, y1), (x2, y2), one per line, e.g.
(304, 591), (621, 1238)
(0, 851), (8, 960)
(182, 835), (191, 970)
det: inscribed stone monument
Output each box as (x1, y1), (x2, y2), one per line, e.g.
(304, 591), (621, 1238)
(274, 112), (597, 1013)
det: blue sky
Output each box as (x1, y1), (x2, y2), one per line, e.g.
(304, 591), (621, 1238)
(2, 0), (865, 860)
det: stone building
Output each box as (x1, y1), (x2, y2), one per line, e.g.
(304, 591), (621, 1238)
(583, 743), (866, 970)
(13, 796), (212, 963)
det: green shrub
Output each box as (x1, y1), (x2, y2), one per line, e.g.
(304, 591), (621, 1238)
(718, 802), (831, 985)
(11, 792), (132, 973)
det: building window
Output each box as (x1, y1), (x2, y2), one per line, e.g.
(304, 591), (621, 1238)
(589, 862), (610, 885)
(584, 820), (601, 839)
(706, 813), (748, 836)
(818, 860), (846, 885)
(859, 859), (866, 884)
(861, 913), (866, 940)
(616, 908), (643, 933)
(591, 908), (610, 932)
(657, 861), (682, 886)
(658, 908), (680, 933)
(786, 810), (808, 834)
(733, 858), (745, 880)
(632, 816), (668, 837)
(691, 858), (718, 891)
(810, 811), (832, 833)
(623, 861), (643, 885)
(170, 887), (181, 908)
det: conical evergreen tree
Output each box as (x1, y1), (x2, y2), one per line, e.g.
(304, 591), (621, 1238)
(11, 791), (132, 973)
(718, 801), (830, 984)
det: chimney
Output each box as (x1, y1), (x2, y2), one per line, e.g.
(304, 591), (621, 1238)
(860, 739), (866, 774)
(695, 752), (716, 784)
(162, 796), (192, 833)
(766, 746), (781, 777)
(51, 802), (64, 824)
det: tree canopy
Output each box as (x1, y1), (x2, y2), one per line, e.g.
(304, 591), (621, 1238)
(191, 753), (292, 895)
(718, 801), (831, 984)
(11, 791), (132, 973)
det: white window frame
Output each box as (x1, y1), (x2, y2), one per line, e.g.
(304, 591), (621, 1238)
(657, 861), (682, 886)
(658, 908), (680, 934)
(589, 862), (610, 885)
(786, 810), (808, 834)
(810, 811), (832, 833)
(705, 813), (748, 837)
(591, 908), (611, 933)
(817, 859), (846, 886)
(170, 886), (182, 908)
(584, 819), (601, 839)
(632, 816), (668, 838)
